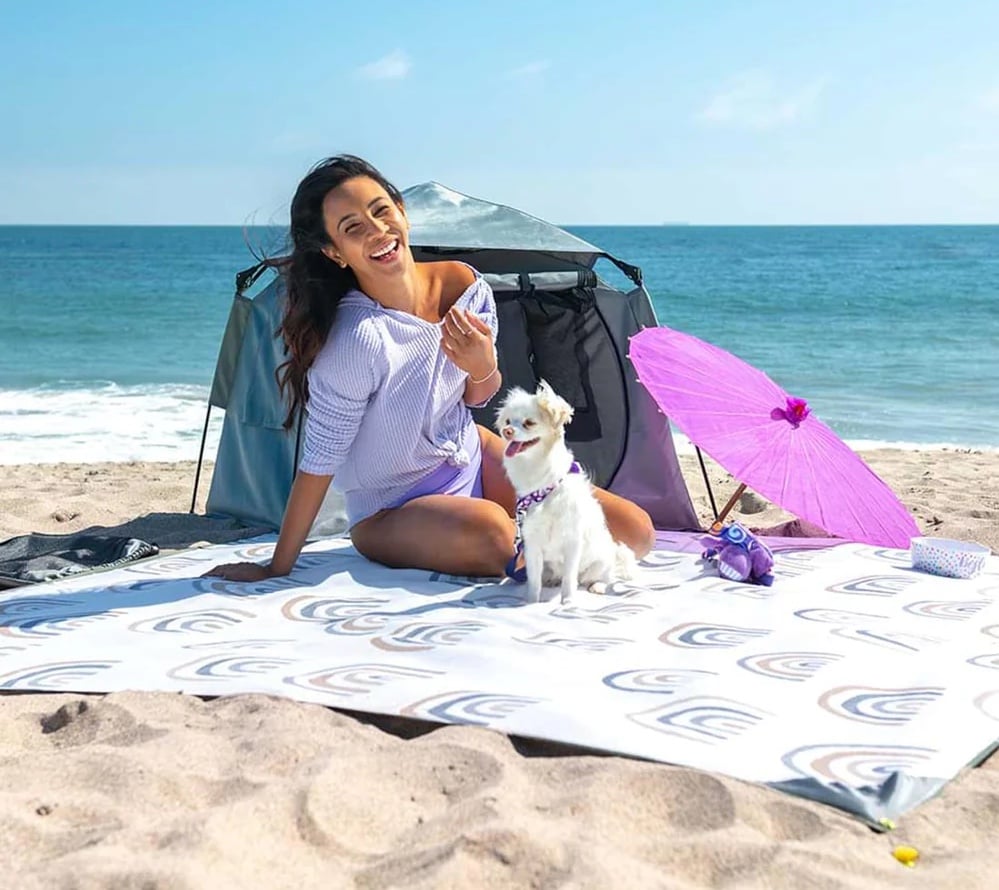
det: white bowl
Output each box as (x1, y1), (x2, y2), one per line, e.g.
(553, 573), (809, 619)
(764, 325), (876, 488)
(910, 537), (990, 580)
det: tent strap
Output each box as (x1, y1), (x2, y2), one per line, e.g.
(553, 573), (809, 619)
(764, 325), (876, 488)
(235, 257), (289, 296)
(601, 254), (643, 287)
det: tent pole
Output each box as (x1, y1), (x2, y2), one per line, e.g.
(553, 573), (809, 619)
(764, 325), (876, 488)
(190, 405), (212, 514)
(695, 446), (719, 522)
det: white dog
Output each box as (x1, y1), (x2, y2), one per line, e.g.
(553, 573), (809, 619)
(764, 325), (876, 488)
(495, 380), (635, 604)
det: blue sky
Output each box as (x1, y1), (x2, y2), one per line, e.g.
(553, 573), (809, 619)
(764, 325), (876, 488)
(2, 0), (997, 224)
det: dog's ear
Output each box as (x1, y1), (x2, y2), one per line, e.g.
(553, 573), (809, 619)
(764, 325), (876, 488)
(494, 386), (525, 428)
(536, 379), (574, 429)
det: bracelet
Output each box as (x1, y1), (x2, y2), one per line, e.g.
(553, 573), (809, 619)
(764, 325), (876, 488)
(468, 362), (498, 384)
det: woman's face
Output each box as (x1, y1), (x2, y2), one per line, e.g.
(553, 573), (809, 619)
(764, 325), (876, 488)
(321, 176), (409, 274)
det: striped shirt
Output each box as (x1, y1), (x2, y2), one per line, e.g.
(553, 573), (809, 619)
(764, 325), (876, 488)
(298, 271), (498, 526)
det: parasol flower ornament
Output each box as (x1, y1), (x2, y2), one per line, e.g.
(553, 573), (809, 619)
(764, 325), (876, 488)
(628, 326), (919, 549)
(771, 397), (811, 428)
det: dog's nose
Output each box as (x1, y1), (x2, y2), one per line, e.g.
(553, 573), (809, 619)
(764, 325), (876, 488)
(502, 426), (514, 440)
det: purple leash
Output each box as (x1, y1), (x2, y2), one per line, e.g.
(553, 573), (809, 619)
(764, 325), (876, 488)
(505, 461), (581, 582)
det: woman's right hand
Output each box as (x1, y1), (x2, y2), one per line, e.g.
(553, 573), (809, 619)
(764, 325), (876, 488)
(201, 562), (275, 583)
(201, 471), (333, 585)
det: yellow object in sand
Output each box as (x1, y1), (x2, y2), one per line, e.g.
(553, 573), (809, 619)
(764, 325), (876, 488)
(893, 845), (919, 867)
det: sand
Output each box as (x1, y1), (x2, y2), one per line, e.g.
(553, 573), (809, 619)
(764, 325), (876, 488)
(678, 448), (999, 553)
(1, 450), (997, 889)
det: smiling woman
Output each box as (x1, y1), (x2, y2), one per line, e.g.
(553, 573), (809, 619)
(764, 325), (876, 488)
(324, 180), (407, 267)
(202, 154), (653, 584)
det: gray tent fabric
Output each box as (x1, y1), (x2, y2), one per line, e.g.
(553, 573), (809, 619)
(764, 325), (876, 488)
(204, 280), (305, 531)
(201, 182), (698, 533)
(208, 295), (252, 410)
(405, 182), (603, 259)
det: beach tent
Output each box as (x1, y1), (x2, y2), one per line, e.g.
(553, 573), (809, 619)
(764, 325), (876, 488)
(195, 182), (699, 533)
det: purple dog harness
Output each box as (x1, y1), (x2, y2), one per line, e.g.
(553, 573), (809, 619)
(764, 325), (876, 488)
(504, 461), (582, 582)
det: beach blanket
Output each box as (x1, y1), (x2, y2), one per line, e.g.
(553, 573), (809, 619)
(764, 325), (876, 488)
(1, 532), (996, 825)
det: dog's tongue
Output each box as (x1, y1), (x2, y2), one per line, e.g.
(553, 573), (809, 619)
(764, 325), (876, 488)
(505, 440), (524, 458)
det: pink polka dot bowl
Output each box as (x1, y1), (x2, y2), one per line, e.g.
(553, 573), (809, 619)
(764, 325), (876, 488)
(910, 537), (990, 580)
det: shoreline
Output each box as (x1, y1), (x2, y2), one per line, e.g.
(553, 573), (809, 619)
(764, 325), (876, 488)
(2, 448), (996, 551)
(3, 437), (998, 470)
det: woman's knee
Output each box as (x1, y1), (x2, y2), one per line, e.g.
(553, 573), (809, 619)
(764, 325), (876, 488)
(348, 512), (394, 564)
(472, 506), (517, 574)
(596, 491), (656, 558)
(629, 508), (656, 558)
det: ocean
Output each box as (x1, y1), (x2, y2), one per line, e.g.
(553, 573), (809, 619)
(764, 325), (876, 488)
(1, 224), (997, 465)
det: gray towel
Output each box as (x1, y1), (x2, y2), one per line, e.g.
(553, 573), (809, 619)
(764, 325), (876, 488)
(0, 533), (159, 585)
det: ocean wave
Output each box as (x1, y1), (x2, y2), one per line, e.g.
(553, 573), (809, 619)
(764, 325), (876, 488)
(0, 383), (223, 465)
(2, 383), (994, 467)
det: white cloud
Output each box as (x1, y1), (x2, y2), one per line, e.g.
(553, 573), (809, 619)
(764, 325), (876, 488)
(356, 50), (411, 81)
(507, 60), (551, 79)
(697, 71), (829, 130)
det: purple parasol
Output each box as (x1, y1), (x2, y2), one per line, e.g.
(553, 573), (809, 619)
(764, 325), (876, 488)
(628, 326), (919, 549)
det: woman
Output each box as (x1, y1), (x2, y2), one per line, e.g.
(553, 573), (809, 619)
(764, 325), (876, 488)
(205, 155), (654, 583)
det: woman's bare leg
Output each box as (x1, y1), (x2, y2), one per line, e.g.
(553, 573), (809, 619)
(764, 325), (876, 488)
(477, 425), (517, 515)
(591, 488), (656, 558)
(350, 494), (515, 576)
(351, 426), (656, 575)
(477, 426), (655, 558)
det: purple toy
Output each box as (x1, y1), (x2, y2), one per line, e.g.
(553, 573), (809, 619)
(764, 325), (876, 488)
(700, 522), (775, 586)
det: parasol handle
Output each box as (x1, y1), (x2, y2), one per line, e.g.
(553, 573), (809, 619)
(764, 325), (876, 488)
(709, 483), (747, 533)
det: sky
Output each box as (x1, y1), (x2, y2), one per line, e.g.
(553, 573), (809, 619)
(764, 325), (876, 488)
(2, 0), (997, 225)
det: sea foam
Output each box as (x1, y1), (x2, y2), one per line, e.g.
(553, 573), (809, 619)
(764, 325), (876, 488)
(0, 383), (224, 465)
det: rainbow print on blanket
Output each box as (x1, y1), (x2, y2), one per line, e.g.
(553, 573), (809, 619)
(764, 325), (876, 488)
(1, 531), (997, 824)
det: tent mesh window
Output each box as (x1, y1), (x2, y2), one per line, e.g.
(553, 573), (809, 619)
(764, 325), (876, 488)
(474, 282), (627, 488)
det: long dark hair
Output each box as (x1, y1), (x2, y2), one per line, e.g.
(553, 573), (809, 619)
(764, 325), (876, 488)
(277, 154), (405, 428)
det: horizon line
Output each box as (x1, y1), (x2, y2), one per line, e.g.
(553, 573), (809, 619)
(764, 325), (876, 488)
(2, 221), (998, 228)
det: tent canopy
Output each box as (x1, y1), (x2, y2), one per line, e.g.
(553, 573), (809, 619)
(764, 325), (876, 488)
(404, 182), (603, 256)
(199, 182), (698, 534)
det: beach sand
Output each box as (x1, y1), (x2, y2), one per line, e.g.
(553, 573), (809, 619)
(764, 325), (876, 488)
(1, 450), (997, 889)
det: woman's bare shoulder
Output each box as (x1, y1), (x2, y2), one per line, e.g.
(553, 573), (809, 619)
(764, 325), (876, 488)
(418, 261), (478, 314)
(447, 260), (477, 288)
(422, 260), (476, 294)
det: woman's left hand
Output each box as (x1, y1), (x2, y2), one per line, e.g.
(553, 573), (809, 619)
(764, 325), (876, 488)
(441, 307), (495, 380)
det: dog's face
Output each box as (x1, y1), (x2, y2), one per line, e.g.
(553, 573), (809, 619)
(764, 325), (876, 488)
(494, 380), (573, 460)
